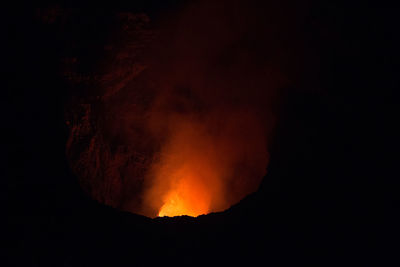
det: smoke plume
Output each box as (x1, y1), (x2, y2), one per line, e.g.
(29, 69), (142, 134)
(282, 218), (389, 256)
(66, 0), (305, 217)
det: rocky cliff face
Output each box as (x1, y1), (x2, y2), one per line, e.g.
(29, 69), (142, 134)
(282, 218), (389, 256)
(64, 12), (154, 211)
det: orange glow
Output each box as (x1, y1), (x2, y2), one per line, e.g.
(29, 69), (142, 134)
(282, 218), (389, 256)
(147, 118), (223, 217)
(142, 110), (269, 218)
(157, 173), (211, 217)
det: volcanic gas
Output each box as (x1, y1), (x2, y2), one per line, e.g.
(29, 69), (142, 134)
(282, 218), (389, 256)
(65, 0), (296, 218)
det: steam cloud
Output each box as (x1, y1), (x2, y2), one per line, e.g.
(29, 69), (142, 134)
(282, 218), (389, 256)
(136, 0), (289, 217)
(67, 0), (305, 217)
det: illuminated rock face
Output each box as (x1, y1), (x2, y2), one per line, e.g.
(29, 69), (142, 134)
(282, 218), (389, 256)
(65, 13), (156, 211)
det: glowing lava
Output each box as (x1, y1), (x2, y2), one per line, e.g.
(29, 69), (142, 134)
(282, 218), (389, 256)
(157, 167), (213, 217)
(143, 111), (268, 218)
(157, 189), (208, 217)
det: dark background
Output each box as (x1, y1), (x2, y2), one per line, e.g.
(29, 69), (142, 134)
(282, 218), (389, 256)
(5, 1), (399, 266)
